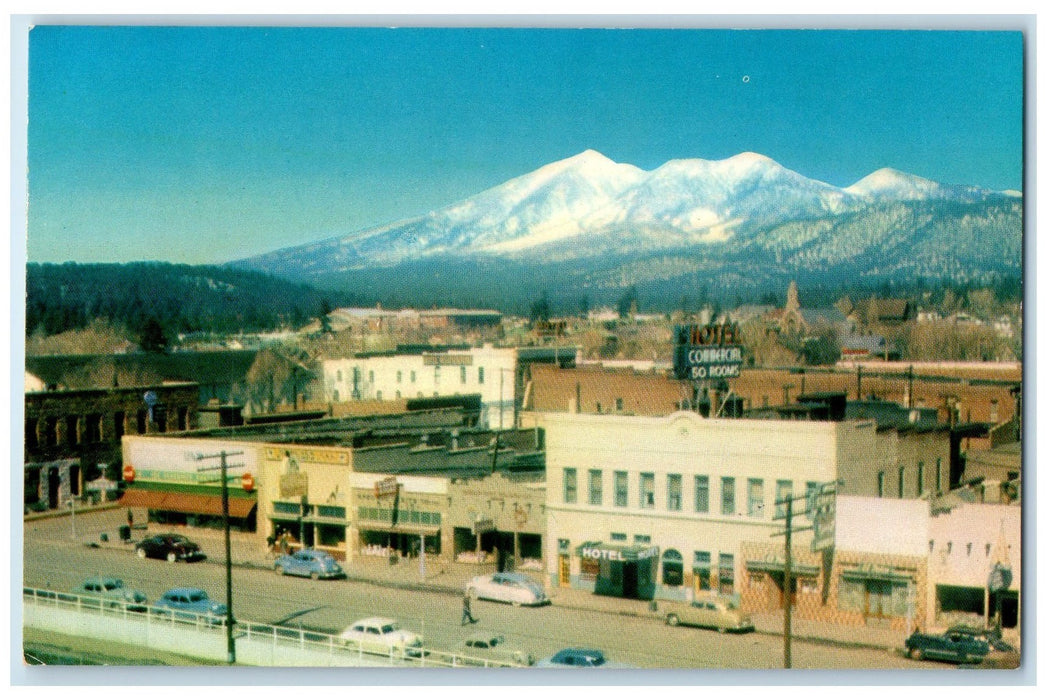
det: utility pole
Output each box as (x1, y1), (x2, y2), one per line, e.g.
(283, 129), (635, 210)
(196, 450), (244, 665)
(772, 491), (812, 669)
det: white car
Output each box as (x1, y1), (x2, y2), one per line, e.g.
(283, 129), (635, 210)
(338, 617), (424, 657)
(465, 572), (549, 606)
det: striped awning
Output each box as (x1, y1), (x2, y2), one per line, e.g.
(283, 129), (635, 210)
(120, 488), (256, 518)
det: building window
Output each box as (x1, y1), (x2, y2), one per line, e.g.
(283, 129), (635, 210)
(66, 416), (79, 446)
(460, 366), (467, 384)
(177, 407), (188, 431)
(747, 478), (764, 517)
(662, 549), (684, 587)
(336, 369), (342, 382)
(25, 418), (38, 450)
(396, 370), (402, 383)
(634, 534), (651, 545)
(775, 480), (793, 519)
(615, 397), (624, 411)
(410, 370), (416, 383)
(434, 365), (441, 385)
(693, 551), (712, 590)
(610, 532), (627, 542)
(333, 390), (340, 402)
(85, 414), (103, 443)
(898, 466), (905, 498)
(877, 471), (886, 498)
(368, 370), (375, 384)
(667, 474), (682, 511)
(614, 471), (628, 507)
(721, 477), (735, 516)
(588, 469), (603, 506)
(917, 462), (925, 495)
(718, 553), (735, 595)
(640, 473), (655, 509)
(563, 468), (577, 504)
(694, 475), (709, 513)
(376, 391), (383, 401)
(478, 367), (485, 384)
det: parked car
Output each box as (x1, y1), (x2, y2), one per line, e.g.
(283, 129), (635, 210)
(904, 628), (991, 664)
(134, 533), (204, 563)
(536, 647), (634, 668)
(154, 587), (227, 625)
(457, 633), (535, 666)
(465, 572), (549, 606)
(73, 577), (148, 612)
(274, 548), (345, 580)
(338, 617), (424, 657)
(661, 593), (754, 633)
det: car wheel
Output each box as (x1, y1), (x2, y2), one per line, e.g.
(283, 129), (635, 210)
(275, 565), (284, 576)
(667, 614), (680, 627)
(135, 547), (147, 558)
(310, 571), (319, 580)
(910, 647), (923, 661)
(166, 551), (177, 563)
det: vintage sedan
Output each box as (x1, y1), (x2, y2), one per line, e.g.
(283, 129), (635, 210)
(154, 587), (227, 625)
(465, 572), (549, 606)
(535, 647), (634, 668)
(457, 633), (535, 666)
(274, 549), (345, 580)
(661, 593), (754, 633)
(338, 617), (424, 657)
(74, 577), (148, 612)
(134, 533), (205, 563)
(904, 628), (991, 664)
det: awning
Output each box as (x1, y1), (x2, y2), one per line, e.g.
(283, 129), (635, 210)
(576, 541), (660, 562)
(355, 521), (440, 536)
(120, 488), (256, 518)
(841, 566), (913, 584)
(746, 558), (820, 577)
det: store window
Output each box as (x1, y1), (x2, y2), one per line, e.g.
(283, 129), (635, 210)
(694, 475), (709, 513)
(640, 473), (655, 509)
(588, 469), (603, 506)
(775, 480), (793, 519)
(563, 468), (577, 503)
(693, 551), (712, 590)
(662, 549), (684, 586)
(747, 478), (764, 517)
(718, 553), (735, 595)
(667, 474), (682, 511)
(614, 471), (628, 507)
(721, 477), (735, 516)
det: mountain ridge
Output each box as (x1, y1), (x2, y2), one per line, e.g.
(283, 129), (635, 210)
(231, 150), (1022, 308)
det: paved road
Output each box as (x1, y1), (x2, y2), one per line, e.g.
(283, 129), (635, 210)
(22, 511), (932, 670)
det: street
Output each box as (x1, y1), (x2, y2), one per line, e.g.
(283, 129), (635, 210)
(23, 510), (931, 670)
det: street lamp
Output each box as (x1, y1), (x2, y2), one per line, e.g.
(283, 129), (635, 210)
(195, 450), (244, 665)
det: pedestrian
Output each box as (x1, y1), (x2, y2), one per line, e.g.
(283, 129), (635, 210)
(127, 509), (134, 529)
(461, 593), (478, 625)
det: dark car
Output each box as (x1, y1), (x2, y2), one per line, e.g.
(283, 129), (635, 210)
(536, 647), (635, 668)
(134, 533), (204, 563)
(904, 628), (991, 664)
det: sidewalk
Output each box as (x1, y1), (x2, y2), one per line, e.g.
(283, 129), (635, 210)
(25, 508), (922, 655)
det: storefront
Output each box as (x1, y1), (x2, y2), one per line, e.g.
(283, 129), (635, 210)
(575, 541), (659, 600)
(838, 564), (917, 621)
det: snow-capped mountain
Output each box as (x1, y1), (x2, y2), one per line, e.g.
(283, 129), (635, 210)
(232, 150), (1022, 309)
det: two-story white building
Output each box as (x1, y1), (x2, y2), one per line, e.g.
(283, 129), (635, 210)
(531, 410), (894, 602)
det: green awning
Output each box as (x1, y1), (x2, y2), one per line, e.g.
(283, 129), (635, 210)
(746, 557), (820, 577)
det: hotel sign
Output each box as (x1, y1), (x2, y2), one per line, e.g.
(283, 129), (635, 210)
(673, 323), (744, 380)
(580, 545), (659, 562)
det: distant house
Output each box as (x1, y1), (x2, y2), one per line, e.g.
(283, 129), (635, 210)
(850, 297), (915, 328)
(839, 333), (888, 359)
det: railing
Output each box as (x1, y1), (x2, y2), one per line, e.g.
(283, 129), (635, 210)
(23, 587), (524, 668)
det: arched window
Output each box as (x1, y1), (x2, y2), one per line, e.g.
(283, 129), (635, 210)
(662, 549), (684, 587)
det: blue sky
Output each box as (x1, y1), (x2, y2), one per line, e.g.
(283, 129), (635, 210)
(24, 25), (1025, 265)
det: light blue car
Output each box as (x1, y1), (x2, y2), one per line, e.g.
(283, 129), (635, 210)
(274, 548), (346, 580)
(155, 587), (228, 625)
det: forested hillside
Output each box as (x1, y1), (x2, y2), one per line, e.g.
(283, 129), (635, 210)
(25, 262), (354, 340)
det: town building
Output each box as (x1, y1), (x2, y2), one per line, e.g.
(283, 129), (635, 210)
(24, 381), (199, 512)
(323, 344), (576, 430)
(529, 409), (922, 603)
(119, 408), (545, 566)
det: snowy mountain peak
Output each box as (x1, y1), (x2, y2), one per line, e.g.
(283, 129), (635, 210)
(846, 168), (947, 200)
